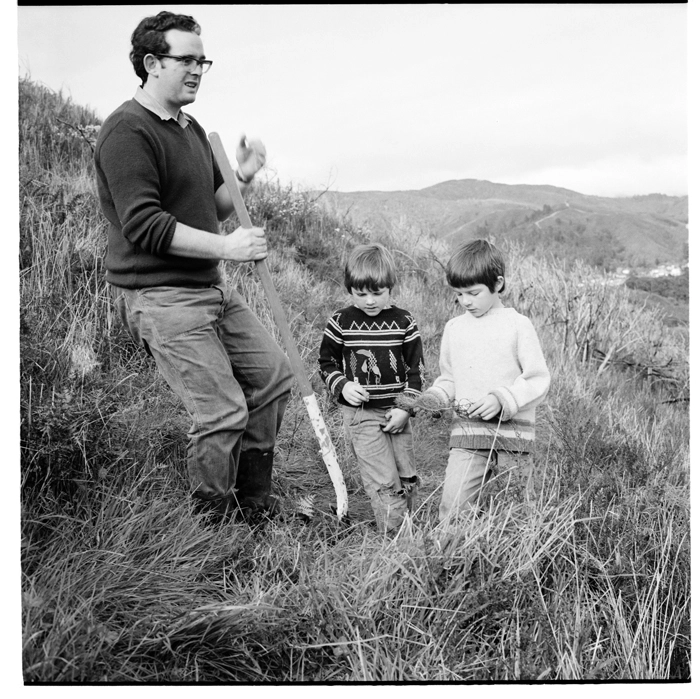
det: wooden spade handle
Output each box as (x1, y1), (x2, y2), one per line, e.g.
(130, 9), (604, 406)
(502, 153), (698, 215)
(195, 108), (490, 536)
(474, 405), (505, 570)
(209, 132), (314, 398)
(209, 133), (349, 519)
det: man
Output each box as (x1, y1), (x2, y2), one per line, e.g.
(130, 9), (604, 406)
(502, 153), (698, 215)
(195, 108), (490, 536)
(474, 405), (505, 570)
(94, 10), (293, 520)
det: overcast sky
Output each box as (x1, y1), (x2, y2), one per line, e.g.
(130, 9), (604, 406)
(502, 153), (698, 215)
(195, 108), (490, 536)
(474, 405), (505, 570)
(17, 4), (687, 197)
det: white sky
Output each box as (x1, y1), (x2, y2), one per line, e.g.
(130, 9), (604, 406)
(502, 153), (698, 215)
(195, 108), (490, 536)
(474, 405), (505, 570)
(16, 3), (688, 197)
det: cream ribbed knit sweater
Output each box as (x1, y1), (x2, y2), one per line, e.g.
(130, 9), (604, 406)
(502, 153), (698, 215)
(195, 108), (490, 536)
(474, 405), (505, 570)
(426, 306), (550, 452)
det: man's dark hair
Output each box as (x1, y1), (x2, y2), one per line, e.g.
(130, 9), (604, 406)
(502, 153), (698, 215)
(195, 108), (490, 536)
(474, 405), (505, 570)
(446, 239), (507, 293)
(130, 11), (201, 85)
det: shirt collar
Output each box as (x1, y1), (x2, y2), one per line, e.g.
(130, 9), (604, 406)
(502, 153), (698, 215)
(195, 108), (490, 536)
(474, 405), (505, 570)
(134, 87), (191, 128)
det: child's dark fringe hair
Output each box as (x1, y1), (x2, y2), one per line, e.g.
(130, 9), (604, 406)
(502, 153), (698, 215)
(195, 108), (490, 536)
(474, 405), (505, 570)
(447, 238), (506, 293)
(344, 243), (396, 292)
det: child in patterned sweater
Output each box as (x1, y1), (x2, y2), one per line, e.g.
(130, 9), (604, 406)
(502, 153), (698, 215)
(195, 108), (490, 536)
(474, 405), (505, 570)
(318, 244), (426, 532)
(415, 239), (550, 521)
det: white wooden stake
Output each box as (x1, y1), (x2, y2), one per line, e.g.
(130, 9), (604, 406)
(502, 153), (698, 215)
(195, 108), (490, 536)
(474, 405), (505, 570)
(209, 132), (348, 519)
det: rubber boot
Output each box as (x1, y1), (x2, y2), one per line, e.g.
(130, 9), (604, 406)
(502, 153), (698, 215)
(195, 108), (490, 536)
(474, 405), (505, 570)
(193, 492), (237, 526)
(235, 450), (280, 520)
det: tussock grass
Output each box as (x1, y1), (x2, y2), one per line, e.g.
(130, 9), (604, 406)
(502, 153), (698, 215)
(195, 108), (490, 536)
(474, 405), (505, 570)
(20, 78), (689, 682)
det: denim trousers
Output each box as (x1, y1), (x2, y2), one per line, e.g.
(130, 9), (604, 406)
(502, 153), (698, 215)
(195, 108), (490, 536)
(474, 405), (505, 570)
(341, 404), (417, 531)
(111, 283), (293, 501)
(439, 448), (535, 522)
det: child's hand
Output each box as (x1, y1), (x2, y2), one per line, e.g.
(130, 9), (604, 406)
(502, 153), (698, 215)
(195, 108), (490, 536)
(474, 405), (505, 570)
(381, 408), (410, 433)
(467, 394), (502, 421)
(342, 382), (370, 406)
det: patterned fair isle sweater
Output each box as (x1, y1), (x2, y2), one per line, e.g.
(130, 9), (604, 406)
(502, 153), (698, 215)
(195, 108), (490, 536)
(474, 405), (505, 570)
(425, 306), (550, 453)
(319, 305), (426, 409)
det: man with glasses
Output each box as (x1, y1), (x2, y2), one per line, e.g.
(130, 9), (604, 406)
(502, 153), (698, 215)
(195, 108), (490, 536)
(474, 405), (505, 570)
(94, 10), (293, 522)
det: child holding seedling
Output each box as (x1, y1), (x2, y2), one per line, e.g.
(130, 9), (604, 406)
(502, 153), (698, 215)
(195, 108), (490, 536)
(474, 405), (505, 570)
(398, 239), (550, 522)
(318, 243), (426, 532)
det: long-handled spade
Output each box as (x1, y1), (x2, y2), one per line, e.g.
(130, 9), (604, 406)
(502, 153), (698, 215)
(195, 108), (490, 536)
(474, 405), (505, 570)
(209, 133), (349, 520)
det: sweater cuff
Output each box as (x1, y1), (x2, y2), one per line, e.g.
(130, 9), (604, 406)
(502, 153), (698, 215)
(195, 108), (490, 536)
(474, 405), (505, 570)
(155, 214), (178, 256)
(426, 386), (451, 409)
(490, 388), (518, 421)
(333, 377), (349, 400)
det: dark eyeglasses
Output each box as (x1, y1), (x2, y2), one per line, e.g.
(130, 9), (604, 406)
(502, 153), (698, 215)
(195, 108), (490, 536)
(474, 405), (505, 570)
(155, 54), (213, 73)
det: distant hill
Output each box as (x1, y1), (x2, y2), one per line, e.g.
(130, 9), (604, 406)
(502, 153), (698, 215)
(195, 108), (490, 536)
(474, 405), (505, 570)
(318, 179), (688, 271)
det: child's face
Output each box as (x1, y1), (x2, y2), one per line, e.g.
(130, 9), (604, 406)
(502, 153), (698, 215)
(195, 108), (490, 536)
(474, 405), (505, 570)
(350, 287), (392, 316)
(454, 279), (503, 318)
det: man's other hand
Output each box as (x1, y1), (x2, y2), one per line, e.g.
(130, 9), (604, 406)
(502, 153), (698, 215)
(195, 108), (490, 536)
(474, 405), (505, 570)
(236, 134), (267, 181)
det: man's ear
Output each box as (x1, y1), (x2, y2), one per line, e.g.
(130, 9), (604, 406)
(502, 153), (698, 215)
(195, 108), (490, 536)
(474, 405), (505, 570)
(495, 276), (505, 292)
(143, 54), (160, 79)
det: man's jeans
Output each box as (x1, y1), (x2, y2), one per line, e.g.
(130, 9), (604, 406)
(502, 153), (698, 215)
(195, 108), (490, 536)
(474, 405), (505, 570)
(341, 404), (417, 531)
(112, 283), (293, 501)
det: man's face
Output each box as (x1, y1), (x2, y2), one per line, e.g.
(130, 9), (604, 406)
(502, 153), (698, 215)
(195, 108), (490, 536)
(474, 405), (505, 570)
(151, 29), (206, 112)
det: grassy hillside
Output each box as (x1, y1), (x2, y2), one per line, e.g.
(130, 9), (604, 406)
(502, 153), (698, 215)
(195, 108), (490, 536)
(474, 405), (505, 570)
(19, 78), (689, 682)
(321, 180), (688, 271)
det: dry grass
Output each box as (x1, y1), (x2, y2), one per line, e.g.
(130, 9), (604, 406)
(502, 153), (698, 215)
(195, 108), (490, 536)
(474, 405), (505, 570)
(19, 78), (689, 682)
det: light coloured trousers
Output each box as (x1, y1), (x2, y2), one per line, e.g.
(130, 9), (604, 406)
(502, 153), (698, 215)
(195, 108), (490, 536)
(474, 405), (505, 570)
(341, 405), (417, 531)
(112, 283), (293, 501)
(439, 448), (534, 521)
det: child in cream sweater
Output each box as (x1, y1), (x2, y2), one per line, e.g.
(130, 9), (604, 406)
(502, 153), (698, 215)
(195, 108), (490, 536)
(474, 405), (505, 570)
(418, 240), (550, 521)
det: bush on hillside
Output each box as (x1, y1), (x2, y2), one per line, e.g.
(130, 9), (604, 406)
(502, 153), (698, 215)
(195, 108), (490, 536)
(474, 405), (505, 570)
(625, 269), (689, 302)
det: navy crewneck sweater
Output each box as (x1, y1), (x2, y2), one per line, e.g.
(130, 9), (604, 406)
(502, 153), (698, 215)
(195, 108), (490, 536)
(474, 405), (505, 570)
(95, 99), (224, 288)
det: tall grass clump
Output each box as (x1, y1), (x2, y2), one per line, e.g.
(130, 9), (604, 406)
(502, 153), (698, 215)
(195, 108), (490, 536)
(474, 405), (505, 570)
(20, 78), (689, 682)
